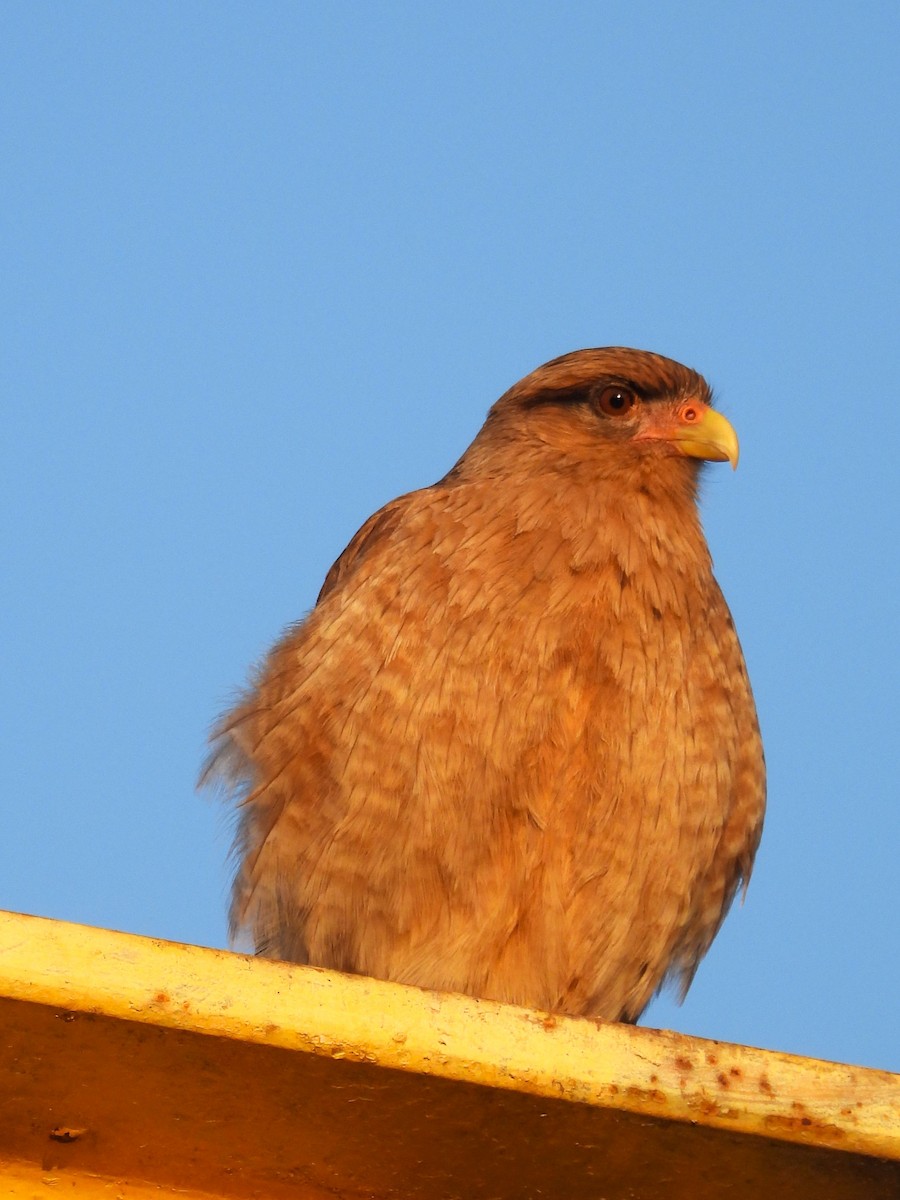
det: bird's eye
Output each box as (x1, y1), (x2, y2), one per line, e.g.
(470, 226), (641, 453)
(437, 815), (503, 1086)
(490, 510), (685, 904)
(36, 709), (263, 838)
(595, 384), (638, 417)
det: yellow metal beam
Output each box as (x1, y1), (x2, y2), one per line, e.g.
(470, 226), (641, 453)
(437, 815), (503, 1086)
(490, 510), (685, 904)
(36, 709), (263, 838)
(1, 909), (898, 1198)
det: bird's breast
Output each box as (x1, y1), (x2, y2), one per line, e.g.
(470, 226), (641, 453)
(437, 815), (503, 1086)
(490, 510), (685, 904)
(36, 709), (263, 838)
(312, 491), (726, 825)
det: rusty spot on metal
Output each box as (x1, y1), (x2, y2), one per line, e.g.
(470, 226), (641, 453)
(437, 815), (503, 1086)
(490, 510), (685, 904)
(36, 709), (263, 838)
(522, 1010), (559, 1031)
(764, 1113), (847, 1142)
(694, 1096), (723, 1117)
(626, 1084), (667, 1105)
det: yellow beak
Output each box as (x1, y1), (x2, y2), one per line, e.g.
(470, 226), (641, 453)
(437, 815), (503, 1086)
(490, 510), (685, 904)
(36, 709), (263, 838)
(672, 407), (740, 470)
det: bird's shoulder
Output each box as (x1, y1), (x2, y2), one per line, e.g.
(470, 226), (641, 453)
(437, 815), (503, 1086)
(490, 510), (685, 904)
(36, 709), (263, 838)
(316, 483), (449, 605)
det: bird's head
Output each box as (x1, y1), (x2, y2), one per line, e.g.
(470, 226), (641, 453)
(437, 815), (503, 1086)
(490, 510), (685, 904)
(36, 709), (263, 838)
(461, 348), (738, 497)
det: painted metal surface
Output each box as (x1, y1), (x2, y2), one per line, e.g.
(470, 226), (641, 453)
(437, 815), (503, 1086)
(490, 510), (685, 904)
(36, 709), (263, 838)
(1, 909), (898, 1198)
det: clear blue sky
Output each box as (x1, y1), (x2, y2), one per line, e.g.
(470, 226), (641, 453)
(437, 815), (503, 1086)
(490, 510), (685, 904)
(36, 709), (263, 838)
(3, 4), (898, 1073)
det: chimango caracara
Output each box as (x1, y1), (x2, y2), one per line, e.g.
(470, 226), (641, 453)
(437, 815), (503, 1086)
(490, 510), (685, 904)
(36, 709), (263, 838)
(205, 348), (765, 1022)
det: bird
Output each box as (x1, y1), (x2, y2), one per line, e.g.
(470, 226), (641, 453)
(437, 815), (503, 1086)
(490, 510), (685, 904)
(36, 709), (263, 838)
(203, 347), (765, 1022)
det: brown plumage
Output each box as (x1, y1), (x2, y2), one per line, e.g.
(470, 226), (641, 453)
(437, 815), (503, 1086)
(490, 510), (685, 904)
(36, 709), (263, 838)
(205, 347), (765, 1021)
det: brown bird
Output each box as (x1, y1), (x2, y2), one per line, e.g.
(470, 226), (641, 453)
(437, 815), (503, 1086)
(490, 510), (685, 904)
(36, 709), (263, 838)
(205, 347), (765, 1022)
